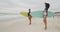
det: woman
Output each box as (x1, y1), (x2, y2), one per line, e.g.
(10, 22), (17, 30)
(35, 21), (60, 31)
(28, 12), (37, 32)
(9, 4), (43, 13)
(44, 3), (50, 16)
(28, 9), (32, 25)
(43, 3), (50, 30)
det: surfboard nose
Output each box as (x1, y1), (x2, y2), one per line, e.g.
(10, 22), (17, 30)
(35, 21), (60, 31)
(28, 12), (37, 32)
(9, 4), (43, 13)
(20, 12), (28, 17)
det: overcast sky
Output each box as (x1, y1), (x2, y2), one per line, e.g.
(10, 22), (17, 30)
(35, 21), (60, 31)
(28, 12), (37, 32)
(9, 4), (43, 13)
(0, 0), (60, 13)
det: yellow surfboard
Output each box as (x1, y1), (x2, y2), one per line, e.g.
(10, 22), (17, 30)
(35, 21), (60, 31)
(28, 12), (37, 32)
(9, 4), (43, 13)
(20, 12), (28, 17)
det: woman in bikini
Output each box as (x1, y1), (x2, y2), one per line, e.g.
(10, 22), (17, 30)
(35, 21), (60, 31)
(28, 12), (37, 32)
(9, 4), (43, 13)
(28, 9), (32, 25)
(43, 3), (50, 30)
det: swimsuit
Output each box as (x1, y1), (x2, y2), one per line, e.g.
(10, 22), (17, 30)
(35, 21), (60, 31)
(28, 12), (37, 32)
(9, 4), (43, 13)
(28, 13), (31, 16)
(44, 11), (47, 16)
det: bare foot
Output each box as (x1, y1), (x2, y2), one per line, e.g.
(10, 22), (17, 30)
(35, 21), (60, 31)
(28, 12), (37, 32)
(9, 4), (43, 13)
(29, 22), (31, 25)
(44, 26), (47, 30)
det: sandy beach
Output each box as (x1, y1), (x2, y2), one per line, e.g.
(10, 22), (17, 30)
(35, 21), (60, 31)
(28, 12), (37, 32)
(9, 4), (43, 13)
(0, 15), (60, 32)
(0, 0), (60, 32)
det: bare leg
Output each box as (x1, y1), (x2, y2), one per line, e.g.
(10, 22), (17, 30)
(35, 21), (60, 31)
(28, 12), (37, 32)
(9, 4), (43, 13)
(43, 15), (47, 30)
(28, 16), (32, 25)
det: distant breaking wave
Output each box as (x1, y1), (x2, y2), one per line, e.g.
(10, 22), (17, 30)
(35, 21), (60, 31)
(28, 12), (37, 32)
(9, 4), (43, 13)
(0, 13), (19, 16)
